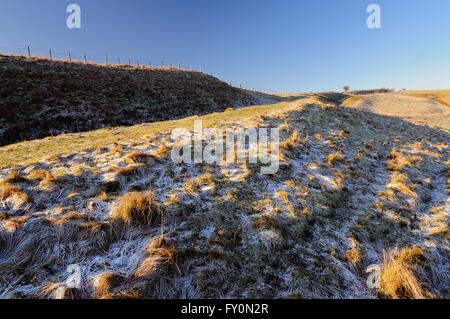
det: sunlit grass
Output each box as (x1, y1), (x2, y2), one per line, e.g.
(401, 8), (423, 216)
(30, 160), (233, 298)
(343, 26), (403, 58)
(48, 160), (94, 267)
(400, 89), (450, 107)
(0, 99), (307, 168)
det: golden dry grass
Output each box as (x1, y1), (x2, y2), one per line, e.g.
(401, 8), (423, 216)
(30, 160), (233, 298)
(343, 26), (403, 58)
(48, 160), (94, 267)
(400, 90), (450, 108)
(112, 191), (162, 227)
(326, 152), (344, 165)
(185, 173), (214, 193)
(0, 184), (30, 202)
(152, 141), (171, 158)
(124, 151), (151, 165)
(387, 148), (421, 172)
(28, 169), (58, 182)
(385, 174), (417, 198)
(344, 248), (361, 263)
(379, 246), (425, 299)
(281, 129), (301, 151)
(0, 98), (308, 168)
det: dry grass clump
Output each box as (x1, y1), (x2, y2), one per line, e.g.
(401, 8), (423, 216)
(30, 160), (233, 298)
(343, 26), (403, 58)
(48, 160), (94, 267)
(40, 283), (83, 299)
(276, 190), (291, 203)
(110, 165), (139, 176)
(281, 129), (301, 151)
(152, 141), (171, 158)
(3, 216), (29, 232)
(252, 214), (280, 232)
(0, 211), (11, 220)
(124, 151), (152, 165)
(109, 144), (124, 155)
(379, 246), (425, 299)
(326, 152), (344, 165)
(44, 211), (89, 226)
(112, 191), (162, 227)
(384, 174), (417, 198)
(1, 170), (27, 184)
(185, 173), (214, 193)
(387, 148), (421, 171)
(135, 247), (183, 277)
(429, 224), (449, 237)
(135, 243), (201, 279)
(0, 184), (31, 203)
(28, 169), (58, 182)
(344, 238), (361, 263)
(28, 169), (59, 191)
(344, 248), (361, 263)
(94, 272), (128, 299)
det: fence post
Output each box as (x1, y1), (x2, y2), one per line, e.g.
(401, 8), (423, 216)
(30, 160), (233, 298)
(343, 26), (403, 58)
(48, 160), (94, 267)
(27, 46), (31, 59)
(49, 49), (52, 60)
(84, 55), (87, 63)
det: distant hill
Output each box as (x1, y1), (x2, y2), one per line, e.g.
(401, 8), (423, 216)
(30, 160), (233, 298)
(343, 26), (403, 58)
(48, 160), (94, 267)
(0, 55), (273, 146)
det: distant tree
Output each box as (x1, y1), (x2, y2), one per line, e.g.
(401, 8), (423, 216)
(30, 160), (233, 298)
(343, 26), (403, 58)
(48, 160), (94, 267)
(343, 86), (350, 92)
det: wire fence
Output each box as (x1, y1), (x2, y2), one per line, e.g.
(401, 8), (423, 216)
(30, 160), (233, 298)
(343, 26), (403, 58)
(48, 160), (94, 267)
(0, 43), (268, 93)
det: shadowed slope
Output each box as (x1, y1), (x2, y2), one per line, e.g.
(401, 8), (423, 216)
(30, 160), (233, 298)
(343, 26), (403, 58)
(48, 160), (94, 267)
(0, 55), (278, 146)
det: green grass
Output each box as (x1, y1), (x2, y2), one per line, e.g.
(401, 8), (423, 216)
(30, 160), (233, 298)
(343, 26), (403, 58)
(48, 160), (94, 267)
(0, 99), (306, 168)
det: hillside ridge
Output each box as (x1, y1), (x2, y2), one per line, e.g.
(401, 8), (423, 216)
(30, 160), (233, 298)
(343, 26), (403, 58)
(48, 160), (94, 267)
(0, 54), (278, 146)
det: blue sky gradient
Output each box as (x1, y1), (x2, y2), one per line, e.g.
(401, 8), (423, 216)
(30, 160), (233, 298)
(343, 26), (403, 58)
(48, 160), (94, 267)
(1, 0), (449, 92)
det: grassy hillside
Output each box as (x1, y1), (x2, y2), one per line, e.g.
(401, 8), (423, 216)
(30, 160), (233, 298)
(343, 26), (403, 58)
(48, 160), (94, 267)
(0, 55), (269, 146)
(0, 99), (300, 168)
(399, 90), (450, 108)
(0, 95), (448, 299)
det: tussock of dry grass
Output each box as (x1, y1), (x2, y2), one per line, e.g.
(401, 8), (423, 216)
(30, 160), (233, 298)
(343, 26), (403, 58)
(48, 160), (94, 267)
(94, 272), (128, 299)
(135, 247), (183, 277)
(387, 148), (421, 171)
(379, 246), (425, 299)
(384, 174), (417, 198)
(326, 152), (344, 165)
(152, 141), (171, 158)
(344, 248), (361, 264)
(110, 144), (124, 155)
(112, 191), (162, 227)
(0, 184), (31, 203)
(124, 151), (151, 165)
(281, 129), (301, 151)
(28, 169), (58, 182)
(110, 165), (139, 176)
(40, 283), (82, 299)
(44, 211), (89, 226)
(276, 190), (291, 203)
(185, 173), (214, 193)
(2, 170), (27, 184)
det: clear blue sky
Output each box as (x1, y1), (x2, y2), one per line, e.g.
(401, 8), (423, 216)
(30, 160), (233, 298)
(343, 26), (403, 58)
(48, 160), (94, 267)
(1, 0), (449, 92)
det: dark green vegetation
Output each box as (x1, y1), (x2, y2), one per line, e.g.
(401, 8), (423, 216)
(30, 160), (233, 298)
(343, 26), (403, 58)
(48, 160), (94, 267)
(0, 55), (259, 146)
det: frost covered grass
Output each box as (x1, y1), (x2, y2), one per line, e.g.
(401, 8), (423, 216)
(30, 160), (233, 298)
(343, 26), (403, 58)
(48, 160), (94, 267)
(0, 97), (448, 299)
